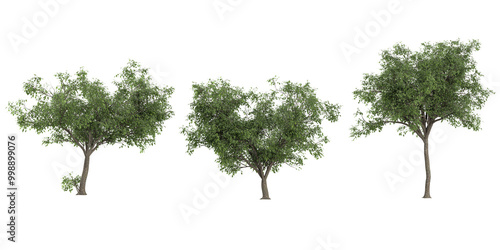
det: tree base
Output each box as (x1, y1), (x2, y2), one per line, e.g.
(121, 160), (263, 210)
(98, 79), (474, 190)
(76, 191), (87, 195)
(260, 197), (271, 200)
(422, 195), (431, 199)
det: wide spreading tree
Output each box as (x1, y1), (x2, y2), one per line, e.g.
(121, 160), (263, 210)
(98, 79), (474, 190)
(351, 39), (493, 198)
(182, 77), (340, 199)
(8, 60), (174, 195)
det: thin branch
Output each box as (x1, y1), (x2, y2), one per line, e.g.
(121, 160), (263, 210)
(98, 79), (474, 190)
(73, 181), (80, 193)
(237, 155), (261, 175)
(414, 129), (425, 140)
(380, 119), (425, 140)
(434, 113), (452, 122)
(63, 128), (85, 152)
(382, 120), (411, 127)
(90, 135), (106, 153)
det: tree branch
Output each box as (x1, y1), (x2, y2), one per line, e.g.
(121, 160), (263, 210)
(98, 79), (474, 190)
(264, 163), (272, 179)
(434, 113), (451, 122)
(382, 120), (410, 127)
(73, 181), (80, 193)
(256, 164), (264, 179)
(237, 155), (258, 173)
(63, 128), (85, 152)
(414, 129), (425, 140)
(90, 135), (106, 153)
(380, 119), (425, 140)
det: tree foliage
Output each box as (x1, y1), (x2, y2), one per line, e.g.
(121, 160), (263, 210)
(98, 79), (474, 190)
(182, 77), (341, 178)
(8, 60), (174, 152)
(351, 39), (493, 140)
(8, 60), (174, 194)
(61, 173), (81, 193)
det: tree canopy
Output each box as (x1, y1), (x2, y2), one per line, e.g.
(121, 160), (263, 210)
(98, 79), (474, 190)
(8, 60), (174, 194)
(351, 39), (493, 140)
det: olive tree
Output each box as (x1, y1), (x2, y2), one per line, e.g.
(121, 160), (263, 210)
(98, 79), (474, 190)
(351, 40), (493, 198)
(8, 60), (174, 195)
(182, 77), (340, 199)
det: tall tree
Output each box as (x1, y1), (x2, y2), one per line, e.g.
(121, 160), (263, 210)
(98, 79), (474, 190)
(182, 78), (340, 199)
(8, 60), (174, 195)
(351, 39), (494, 198)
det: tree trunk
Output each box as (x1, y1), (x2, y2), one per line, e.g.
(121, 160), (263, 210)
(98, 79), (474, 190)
(77, 153), (90, 195)
(260, 177), (270, 200)
(422, 138), (431, 198)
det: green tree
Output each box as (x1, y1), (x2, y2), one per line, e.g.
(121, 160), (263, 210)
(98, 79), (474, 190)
(182, 78), (340, 199)
(351, 40), (494, 198)
(8, 60), (174, 195)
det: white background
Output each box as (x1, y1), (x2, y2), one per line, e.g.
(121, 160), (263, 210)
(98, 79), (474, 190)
(1, 0), (499, 249)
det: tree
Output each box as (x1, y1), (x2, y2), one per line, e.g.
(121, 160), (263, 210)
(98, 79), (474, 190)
(8, 60), (174, 195)
(351, 39), (494, 198)
(182, 77), (340, 199)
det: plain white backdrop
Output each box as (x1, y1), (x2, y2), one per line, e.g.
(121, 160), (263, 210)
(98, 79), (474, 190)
(1, 0), (499, 249)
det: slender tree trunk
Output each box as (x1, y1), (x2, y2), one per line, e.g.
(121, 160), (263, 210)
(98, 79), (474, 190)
(77, 153), (90, 195)
(423, 138), (431, 198)
(260, 177), (270, 200)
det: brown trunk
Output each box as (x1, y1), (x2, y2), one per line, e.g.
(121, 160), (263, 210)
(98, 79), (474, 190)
(422, 138), (431, 198)
(77, 153), (90, 195)
(260, 177), (270, 200)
